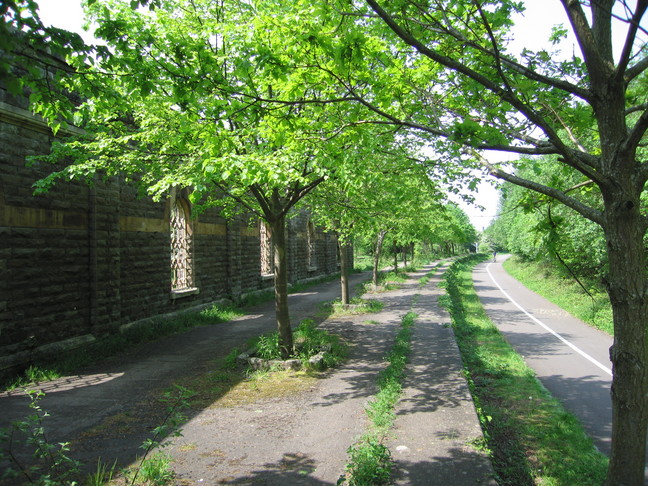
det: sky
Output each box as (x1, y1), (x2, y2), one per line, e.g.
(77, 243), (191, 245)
(32, 1), (626, 231)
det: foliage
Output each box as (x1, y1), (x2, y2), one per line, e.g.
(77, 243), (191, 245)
(440, 255), (607, 485)
(85, 459), (117, 486)
(10, 0), (648, 480)
(485, 156), (608, 281)
(249, 319), (347, 369)
(0, 390), (81, 485)
(503, 257), (613, 335)
(254, 332), (282, 361)
(341, 438), (392, 486)
(126, 452), (174, 486)
(1, 1), (93, 132)
(127, 385), (191, 486)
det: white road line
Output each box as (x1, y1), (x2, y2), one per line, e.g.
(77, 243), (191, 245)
(486, 263), (612, 377)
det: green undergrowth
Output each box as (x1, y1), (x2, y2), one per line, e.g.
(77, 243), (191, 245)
(247, 319), (348, 369)
(503, 257), (613, 335)
(440, 254), (607, 486)
(321, 297), (385, 318)
(340, 311), (417, 486)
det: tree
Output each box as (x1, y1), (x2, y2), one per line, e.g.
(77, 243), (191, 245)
(1, 0), (92, 132)
(309, 139), (447, 292)
(490, 155), (608, 280)
(27, 0), (388, 360)
(314, 1), (647, 482)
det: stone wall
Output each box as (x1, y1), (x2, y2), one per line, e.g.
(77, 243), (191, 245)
(0, 92), (351, 380)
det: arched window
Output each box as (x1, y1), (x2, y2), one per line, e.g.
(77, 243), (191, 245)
(170, 196), (194, 291)
(260, 221), (274, 276)
(307, 220), (317, 270)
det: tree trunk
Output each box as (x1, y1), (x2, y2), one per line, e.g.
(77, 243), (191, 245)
(373, 230), (387, 286)
(393, 239), (398, 272)
(270, 213), (293, 359)
(339, 239), (351, 306)
(603, 192), (648, 485)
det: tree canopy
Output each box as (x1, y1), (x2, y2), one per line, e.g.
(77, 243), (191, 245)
(4, 0), (648, 483)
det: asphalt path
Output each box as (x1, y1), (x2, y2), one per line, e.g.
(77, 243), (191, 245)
(472, 254), (614, 456)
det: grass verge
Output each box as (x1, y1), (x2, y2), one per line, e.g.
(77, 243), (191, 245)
(440, 254), (607, 485)
(340, 311), (417, 486)
(503, 257), (613, 335)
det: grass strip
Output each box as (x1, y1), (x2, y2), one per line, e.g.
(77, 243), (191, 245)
(503, 257), (613, 335)
(340, 311), (417, 486)
(440, 254), (607, 486)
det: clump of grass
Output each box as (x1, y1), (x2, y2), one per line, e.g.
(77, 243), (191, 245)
(503, 257), (613, 335)
(322, 297), (384, 318)
(344, 438), (392, 486)
(440, 254), (607, 485)
(125, 451), (174, 485)
(247, 319), (348, 369)
(85, 459), (118, 486)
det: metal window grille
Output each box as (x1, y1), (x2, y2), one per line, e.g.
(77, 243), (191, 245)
(170, 199), (193, 290)
(260, 222), (274, 276)
(307, 221), (317, 269)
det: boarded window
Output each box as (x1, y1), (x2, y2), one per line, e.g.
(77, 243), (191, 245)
(260, 221), (274, 276)
(170, 197), (194, 291)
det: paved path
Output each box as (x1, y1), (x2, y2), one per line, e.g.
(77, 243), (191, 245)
(1, 261), (496, 485)
(388, 262), (496, 485)
(473, 256), (614, 456)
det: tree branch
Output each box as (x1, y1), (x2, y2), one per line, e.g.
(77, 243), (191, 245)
(616, 0), (648, 77)
(560, 0), (613, 80)
(624, 107), (648, 161)
(473, 150), (605, 225)
(625, 55), (648, 82)
(364, 0), (595, 176)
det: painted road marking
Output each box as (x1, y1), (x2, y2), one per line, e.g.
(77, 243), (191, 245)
(486, 263), (612, 377)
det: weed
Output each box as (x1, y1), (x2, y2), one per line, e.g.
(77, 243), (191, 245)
(222, 348), (241, 370)
(247, 319), (348, 369)
(364, 320), (380, 325)
(85, 458), (117, 486)
(0, 389), (82, 485)
(341, 437), (392, 486)
(323, 298), (384, 318)
(126, 451), (174, 486)
(127, 385), (191, 486)
(255, 332), (281, 360)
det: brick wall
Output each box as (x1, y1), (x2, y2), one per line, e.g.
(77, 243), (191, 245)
(0, 92), (349, 380)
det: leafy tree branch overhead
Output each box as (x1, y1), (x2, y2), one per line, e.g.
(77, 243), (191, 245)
(3, 0), (647, 483)
(319, 1), (646, 484)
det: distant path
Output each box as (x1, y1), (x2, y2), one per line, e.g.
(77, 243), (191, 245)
(472, 255), (614, 455)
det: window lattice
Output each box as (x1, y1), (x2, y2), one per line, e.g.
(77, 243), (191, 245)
(170, 198), (193, 290)
(260, 222), (274, 276)
(307, 220), (317, 269)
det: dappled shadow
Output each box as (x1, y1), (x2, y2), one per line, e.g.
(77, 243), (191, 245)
(0, 272), (374, 484)
(391, 446), (500, 485)
(220, 452), (333, 485)
(309, 318), (400, 407)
